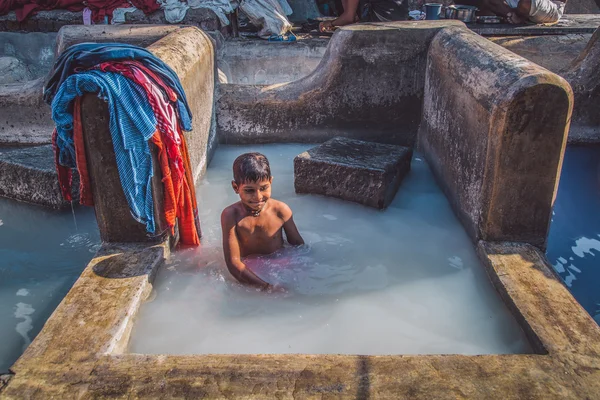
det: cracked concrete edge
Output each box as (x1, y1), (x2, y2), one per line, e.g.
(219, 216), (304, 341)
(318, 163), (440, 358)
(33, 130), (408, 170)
(8, 240), (169, 377)
(476, 241), (600, 358)
(2, 241), (600, 398)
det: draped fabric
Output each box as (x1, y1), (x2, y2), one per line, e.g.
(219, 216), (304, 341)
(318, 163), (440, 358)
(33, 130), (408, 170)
(47, 43), (200, 245)
(0, 0), (160, 22)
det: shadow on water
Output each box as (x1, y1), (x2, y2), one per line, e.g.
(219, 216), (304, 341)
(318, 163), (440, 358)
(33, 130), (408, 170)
(356, 355), (371, 400)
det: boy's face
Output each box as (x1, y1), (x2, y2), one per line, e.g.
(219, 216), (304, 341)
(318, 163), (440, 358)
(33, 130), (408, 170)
(232, 177), (273, 213)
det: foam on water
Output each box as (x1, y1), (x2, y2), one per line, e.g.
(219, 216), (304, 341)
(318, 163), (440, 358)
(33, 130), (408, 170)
(0, 200), (99, 372)
(129, 144), (530, 355)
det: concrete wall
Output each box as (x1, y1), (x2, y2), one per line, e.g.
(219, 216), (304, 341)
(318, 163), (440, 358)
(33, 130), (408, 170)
(564, 27), (600, 144)
(488, 34), (592, 74)
(419, 26), (573, 249)
(218, 38), (328, 85)
(217, 21), (464, 146)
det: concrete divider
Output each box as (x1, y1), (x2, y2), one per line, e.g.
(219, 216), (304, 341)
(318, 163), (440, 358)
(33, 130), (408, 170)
(217, 21), (464, 146)
(419, 26), (573, 249)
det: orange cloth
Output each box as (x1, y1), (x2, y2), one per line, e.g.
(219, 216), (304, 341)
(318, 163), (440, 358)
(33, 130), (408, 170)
(151, 129), (200, 246)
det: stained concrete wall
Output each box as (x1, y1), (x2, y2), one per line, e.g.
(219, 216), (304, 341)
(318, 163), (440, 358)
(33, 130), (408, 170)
(218, 38), (328, 85)
(217, 21), (464, 146)
(564, 27), (600, 144)
(419, 26), (573, 249)
(488, 34), (592, 74)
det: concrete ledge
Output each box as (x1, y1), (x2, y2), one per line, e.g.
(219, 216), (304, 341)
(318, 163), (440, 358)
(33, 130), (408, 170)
(419, 26), (572, 249)
(217, 21), (464, 147)
(3, 241), (600, 398)
(0, 145), (74, 209)
(9, 241), (168, 376)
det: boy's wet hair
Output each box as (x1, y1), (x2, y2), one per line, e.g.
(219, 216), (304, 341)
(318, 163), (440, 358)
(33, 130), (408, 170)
(233, 153), (272, 184)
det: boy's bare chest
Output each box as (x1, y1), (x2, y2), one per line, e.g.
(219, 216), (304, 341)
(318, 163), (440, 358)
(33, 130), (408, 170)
(236, 216), (282, 238)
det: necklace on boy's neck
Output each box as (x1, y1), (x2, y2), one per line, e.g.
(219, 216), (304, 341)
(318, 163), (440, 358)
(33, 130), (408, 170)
(244, 203), (264, 217)
(249, 208), (261, 217)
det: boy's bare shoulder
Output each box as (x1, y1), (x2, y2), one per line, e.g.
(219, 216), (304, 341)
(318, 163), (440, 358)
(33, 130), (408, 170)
(221, 202), (243, 225)
(269, 199), (293, 220)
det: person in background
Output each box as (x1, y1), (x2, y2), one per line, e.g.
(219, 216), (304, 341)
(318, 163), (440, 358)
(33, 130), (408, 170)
(460, 0), (565, 24)
(319, 0), (408, 31)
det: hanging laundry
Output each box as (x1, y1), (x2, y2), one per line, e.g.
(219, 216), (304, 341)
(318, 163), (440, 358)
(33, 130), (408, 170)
(44, 43), (192, 131)
(51, 70), (158, 233)
(45, 43), (200, 245)
(0, 0), (161, 23)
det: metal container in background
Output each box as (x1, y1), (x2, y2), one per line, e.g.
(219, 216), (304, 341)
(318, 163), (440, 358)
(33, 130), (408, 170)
(445, 5), (478, 22)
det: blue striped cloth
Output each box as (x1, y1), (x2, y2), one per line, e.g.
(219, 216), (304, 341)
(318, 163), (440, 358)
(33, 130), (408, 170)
(52, 70), (157, 234)
(44, 43), (192, 131)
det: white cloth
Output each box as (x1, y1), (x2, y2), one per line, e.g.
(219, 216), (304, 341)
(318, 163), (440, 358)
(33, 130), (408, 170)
(506, 0), (564, 24)
(529, 0), (564, 24)
(111, 7), (138, 24)
(161, 0), (190, 23)
(239, 0), (292, 38)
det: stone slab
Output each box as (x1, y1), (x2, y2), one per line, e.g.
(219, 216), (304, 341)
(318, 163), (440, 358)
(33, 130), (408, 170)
(294, 137), (412, 209)
(0, 145), (75, 209)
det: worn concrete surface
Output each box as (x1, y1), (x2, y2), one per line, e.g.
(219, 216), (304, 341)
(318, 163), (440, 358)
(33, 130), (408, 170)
(0, 145), (76, 208)
(419, 26), (572, 249)
(294, 137), (412, 209)
(0, 32), (56, 83)
(217, 21), (464, 146)
(470, 14), (600, 36)
(219, 38), (328, 85)
(488, 34), (592, 74)
(3, 239), (600, 398)
(564, 27), (600, 144)
(565, 0), (600, 14)
(0, 32), (56, 144)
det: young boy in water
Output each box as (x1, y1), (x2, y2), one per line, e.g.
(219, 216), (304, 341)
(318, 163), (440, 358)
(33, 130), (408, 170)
(221, 153), (304, 290)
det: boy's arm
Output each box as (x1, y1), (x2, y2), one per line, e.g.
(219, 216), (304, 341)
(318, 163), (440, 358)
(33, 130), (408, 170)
(221, 210), (271, 289)
(280, 204), (305, 246)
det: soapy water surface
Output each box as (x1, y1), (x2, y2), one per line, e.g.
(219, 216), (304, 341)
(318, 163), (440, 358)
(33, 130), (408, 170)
(0, 200), (99, 372)
(130, 144), (530, 355)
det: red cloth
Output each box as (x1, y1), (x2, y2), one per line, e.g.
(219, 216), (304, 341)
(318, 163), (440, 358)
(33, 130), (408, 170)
(72, 97), (94, 206)
(1, 0), (160, 22)
(95, 60), (200, 245)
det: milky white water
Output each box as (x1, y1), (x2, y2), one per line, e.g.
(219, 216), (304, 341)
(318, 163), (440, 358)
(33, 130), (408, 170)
(129, 144), (530, 355)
